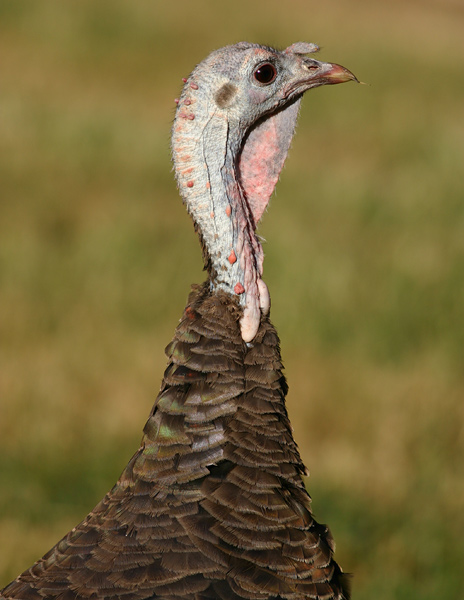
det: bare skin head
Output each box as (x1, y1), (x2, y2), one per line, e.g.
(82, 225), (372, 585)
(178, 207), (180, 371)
(172, 42), (357, 342)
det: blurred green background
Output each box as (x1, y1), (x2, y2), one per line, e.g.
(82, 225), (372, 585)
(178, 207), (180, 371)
(1, 0), (463, 597)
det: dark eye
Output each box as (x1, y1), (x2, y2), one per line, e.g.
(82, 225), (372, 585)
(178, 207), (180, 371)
(253, 62), (277, 85)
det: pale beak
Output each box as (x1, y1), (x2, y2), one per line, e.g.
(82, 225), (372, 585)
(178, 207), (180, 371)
(320, 62), (360, 85)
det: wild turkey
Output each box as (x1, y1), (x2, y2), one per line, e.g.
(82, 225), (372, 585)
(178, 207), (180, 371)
(1, 42), (357, 600)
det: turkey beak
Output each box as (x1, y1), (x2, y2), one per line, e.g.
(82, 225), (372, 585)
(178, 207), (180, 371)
(318, 62), (359, 85)
(287, 61), (359, 97)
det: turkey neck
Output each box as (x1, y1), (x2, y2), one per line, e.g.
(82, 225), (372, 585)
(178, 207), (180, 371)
(172, 78), (270, 344)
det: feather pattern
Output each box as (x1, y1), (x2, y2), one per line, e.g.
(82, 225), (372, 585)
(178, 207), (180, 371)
(2, 285), (349, 599)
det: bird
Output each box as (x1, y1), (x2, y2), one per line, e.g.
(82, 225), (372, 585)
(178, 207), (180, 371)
(1, 41), (357, 600)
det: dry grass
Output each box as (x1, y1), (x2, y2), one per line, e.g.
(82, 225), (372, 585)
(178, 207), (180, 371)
(1, 1), (464, 597)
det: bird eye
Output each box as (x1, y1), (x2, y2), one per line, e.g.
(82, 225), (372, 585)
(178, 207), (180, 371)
(253, 63), (277, 85)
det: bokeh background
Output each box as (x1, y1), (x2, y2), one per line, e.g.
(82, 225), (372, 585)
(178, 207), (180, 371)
(1, 1), (463, 597)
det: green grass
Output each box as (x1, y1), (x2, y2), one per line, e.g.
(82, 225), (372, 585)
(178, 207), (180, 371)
(1, 1), (463, 597)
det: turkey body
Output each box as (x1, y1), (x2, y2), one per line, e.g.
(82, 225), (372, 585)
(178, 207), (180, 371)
(1, 42), (356, 600)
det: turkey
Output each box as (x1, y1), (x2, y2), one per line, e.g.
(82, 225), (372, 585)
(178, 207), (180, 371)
(1, 42), (357, 600)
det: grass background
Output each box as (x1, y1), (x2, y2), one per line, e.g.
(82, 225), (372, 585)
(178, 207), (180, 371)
(1, 1), (463, 597)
